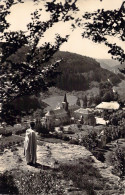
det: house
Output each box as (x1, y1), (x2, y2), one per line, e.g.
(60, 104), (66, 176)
(74, 108), (96, 126)
(45, 108), (69, 127)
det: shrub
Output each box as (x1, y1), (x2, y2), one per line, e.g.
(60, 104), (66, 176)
(62, 135), (70, 141)
(0, 171), (18, 194)
(68, 138), (79, 145)
(59, 126), (64, 132)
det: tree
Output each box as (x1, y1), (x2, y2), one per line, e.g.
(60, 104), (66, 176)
(76, 97), (81, 106)
(1, 0), (125, 124)
(99, 81), (115, 102)
(82, 95), (87, 108)
(80, 1), (125, 63)
(94, 95), (101, 105)
(0, 0), (78, 123)
(87, 96), (93, 107)
(76, 1), (125, 75)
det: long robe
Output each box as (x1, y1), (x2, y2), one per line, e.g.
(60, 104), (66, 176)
(24, 128), (37, 164)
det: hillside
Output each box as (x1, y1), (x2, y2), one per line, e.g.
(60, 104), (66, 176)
(96, 59), (119, 70)
(113, 80), (125, 101)
(110, 62), (125, 74)
(96, 59), (125, 74)
(52, 52), (122, 91)
(7, 48), (123, 92)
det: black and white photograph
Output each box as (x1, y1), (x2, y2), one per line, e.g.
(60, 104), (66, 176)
(0, 0), (125, 194)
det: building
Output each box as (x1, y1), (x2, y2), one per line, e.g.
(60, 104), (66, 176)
(45, 94), (73, 128)
(74, 108), (96, 126)
(44, 94), (96, 128)
(96, 101), (120, 110)
(95, 117), (109, 125)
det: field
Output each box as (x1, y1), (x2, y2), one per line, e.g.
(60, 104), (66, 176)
(42, 94), (77, 111)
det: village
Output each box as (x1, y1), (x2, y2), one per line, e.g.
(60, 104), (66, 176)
(0, 0), (125, 194)
(0, 93), (125, 151)
(0, 93), (125, 194)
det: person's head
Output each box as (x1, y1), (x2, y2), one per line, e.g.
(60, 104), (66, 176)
(30, 121), (35, 129)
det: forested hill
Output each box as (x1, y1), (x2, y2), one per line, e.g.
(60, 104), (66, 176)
(8, 47), (123, 92)
(52, 51), (123, 91)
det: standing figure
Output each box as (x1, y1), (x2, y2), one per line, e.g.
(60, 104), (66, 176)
(24, 122), (37, 165)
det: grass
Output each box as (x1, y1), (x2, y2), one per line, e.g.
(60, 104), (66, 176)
(0, 157), (105, 195)
(0, 135), (24, 152)
(0, 133), (123, 194)
(58, 158), (104, 195)
(42, 94), (77, 110)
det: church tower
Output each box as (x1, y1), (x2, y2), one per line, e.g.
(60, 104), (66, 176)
(62, 93), (69, 111)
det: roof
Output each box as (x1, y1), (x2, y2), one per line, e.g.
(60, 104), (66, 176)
(69, 105), (80, 111)
(45, 104), (79, 116)
(53, 108), (67, 115)
(45, 110), (55, 116)
(74, 108), (91, 115)
(46, 108), (67, 116)
(96, 101), (120, 110)
(95, 117), (109, 125)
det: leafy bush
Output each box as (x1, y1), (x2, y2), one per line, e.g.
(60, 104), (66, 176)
(111, 147), (124, 177)
(3, 170), (66, 195)
(62, 135), (70, 141)
(0, 171), (18, 194)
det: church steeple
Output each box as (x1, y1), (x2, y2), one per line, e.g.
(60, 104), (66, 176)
(62, 93), (68, 111)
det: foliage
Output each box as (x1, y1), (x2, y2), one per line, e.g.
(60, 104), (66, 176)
(0, 0), (78, 123)
(59, 158), (103, 194)
(81, 1), (125, 63)
(87, 96), (93, 107)
(81, 131), (98, 151)
(36, 123), (49, 134)
(76, 97), (81, 106)
(93, 95), (101, 105)
(52, 51), (122, 91)
(99, 81), (115, 102)
(59, 125), (64, 131)
(82, 95), (87, 108)
(1, 169), (66, 195)
(0, 159), (106, 195)
(111, 146), (125, 177)
(1, 0), (125, 124)
(0, 171), (18, 194)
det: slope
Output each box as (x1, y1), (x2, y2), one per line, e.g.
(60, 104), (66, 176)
(52, 51), (122, 91)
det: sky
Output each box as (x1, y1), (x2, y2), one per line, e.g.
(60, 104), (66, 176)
(5, 0), (125, 59)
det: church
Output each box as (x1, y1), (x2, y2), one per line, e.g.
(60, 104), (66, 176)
(43, 94), (96, 128)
